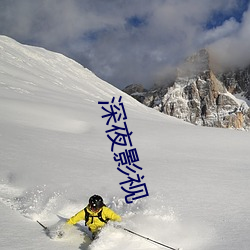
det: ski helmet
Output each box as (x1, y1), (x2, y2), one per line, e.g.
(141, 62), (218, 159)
(89, 195), (104, 210)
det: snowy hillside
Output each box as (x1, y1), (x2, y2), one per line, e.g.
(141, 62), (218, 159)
(0, 36), (250, 250)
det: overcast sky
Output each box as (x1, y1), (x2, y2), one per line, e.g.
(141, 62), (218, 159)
(0, 0), (249, 89)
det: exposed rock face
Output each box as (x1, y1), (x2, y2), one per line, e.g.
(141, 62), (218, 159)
(123, 84), (147, 103)
(217, 66), (250, 99)
(123, 49), (250, 130)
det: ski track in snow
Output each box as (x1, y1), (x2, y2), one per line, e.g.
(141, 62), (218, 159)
(0, 179), (212, 250)
(0, 99), (91, 134)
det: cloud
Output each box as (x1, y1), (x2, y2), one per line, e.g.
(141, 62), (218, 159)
(0, 0), (249, 89)
(209, 4), (250, 69)
(200, 18), (240, 45)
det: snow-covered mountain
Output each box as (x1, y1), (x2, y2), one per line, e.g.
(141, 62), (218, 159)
(0, 36), (250, 250)
(124, 49), (250, 130)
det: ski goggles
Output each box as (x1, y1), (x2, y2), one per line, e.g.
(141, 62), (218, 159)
(89, 205), (101, 212)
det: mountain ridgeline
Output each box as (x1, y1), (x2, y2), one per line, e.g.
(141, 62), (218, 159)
(123, 49), (250, 130)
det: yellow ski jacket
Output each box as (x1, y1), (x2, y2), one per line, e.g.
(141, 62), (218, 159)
(67, 206), (121, 233)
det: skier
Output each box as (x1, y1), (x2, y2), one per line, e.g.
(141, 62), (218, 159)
(66, 194), (121, 239)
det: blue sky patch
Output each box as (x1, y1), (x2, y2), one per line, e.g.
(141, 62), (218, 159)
(126, 15), (147, 28)
(206, 0), (249, 29)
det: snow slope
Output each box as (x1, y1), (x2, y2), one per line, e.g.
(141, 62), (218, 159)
(0, 35), (250, 250)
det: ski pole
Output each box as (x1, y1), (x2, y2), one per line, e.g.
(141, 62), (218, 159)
(122, 227), (180, 250)
(37, 220), (48, 231)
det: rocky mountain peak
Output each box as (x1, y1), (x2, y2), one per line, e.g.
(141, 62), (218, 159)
(123, 49), (250, 130)
(177, 49), (210, 78)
